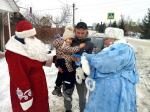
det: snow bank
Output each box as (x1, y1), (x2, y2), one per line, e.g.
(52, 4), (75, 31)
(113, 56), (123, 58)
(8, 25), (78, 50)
(126, 37), (150, 57)
(0, 58), (12, 112)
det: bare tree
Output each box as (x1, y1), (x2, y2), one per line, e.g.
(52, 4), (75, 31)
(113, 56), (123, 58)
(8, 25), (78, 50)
(50, 4), (71, 27)
(23, 11), (40, 27)
(40, 16), (52, 27)
(14, 2), (71, 28)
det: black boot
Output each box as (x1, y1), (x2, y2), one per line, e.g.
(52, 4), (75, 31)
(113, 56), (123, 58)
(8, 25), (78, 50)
(52, 86), (62, 97)
(62, 88), (72, 101)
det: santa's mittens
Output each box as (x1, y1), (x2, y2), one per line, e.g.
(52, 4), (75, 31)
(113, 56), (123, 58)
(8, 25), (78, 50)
(85, 77), (95, 91)
(16, 88), (33, 111)
(76, 67), (85, 84)
(81, 55), (90, 75)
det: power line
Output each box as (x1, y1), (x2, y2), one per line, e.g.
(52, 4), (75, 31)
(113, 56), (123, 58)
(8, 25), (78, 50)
(18, 6), (29, 10)
(56, 0), (67, 5)
(33, 8), (62, 12)
(18, 6), (62, 12)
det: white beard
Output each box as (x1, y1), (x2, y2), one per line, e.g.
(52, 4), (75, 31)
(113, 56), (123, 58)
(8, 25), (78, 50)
(24, 37), (50, 62)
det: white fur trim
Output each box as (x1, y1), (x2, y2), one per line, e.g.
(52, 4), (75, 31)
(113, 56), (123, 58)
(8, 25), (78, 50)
(15, 28), (36, 38)
(104, 27), (124, 40)
(5, 36), (28, 57)
(85, 77), (95, 91)
(114, 39), (126, 44)
(114, 39), (134, 48)
(24, 37), (50, 62)
(20, 98), (33, 111)
(81, 56), (90, 75)
(5, 36), (51, 62)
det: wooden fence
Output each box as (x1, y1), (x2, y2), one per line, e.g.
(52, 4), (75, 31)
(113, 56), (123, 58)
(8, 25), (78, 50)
(4, 25), (64, 44)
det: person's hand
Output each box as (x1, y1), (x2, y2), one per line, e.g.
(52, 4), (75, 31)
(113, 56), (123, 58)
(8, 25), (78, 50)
(71, 57), (80, 62)
(0, 51), (5, 58)
(58, 67), (63, 73)
(45, 57), (53, 67)
(79, 43), (86, 48)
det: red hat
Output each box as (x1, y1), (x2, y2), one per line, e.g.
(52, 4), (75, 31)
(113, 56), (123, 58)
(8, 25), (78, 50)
(15, 20), (36, 38)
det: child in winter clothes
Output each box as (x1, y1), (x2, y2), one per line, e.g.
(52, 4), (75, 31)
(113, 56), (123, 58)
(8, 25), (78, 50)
(52, 26), (85, 102)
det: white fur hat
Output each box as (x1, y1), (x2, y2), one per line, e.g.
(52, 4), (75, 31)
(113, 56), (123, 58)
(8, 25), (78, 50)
(63, 25), (74, 40)
(104, 27), (124, 40)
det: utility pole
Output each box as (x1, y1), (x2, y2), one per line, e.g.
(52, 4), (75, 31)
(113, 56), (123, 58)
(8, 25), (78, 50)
(72, 3), (75, 26)
(30, 7), (32, 15)
(29, 7), (32, 22)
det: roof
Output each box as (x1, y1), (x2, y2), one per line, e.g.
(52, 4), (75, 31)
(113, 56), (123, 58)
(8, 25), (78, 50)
(0, 0), (19, 12)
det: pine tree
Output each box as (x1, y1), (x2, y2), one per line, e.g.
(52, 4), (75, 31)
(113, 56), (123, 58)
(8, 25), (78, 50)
(95, 23), (100, 32)
(118, 16), (128, 35)
(95, 22), (106, 33)
(111, 21), (118, 28)
(118, 16), (125, 31)
(141, 8), (150, 39)
(99, 22), (106, 33)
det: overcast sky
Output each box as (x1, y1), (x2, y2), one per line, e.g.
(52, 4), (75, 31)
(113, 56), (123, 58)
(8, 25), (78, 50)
(17, 0), (150, 25)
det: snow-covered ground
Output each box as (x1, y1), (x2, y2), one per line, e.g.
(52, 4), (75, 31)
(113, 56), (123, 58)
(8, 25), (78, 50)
(0, 59), (80, 112)
(126, 38), (150, 112)
(0, 37), (150, 112)
(0, 57), (12, 112)
(44, 65), (80, 112)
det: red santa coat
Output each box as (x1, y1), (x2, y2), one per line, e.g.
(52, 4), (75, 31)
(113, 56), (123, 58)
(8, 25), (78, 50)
(5, 36), (51, 112)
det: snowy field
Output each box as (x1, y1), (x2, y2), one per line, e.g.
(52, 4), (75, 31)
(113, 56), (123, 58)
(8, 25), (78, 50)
(0, 37), (150, 112)
(126, 38), (150, 112)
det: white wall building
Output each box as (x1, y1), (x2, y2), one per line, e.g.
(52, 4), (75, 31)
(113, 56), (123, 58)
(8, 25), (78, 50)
(0, 0), (19, 51)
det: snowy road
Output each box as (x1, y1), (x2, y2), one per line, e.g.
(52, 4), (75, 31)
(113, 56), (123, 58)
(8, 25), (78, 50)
(0, 38), (150, 112)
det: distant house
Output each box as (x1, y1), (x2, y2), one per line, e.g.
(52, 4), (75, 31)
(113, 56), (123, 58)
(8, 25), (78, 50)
(0, 0), (19, 51)
(88, 26), (94, 30)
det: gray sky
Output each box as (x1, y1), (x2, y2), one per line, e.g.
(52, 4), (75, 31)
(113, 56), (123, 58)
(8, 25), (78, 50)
(17, 0), (150, 25)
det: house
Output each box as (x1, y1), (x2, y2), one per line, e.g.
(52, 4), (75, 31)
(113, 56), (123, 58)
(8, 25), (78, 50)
(0, 0), (19, 51)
